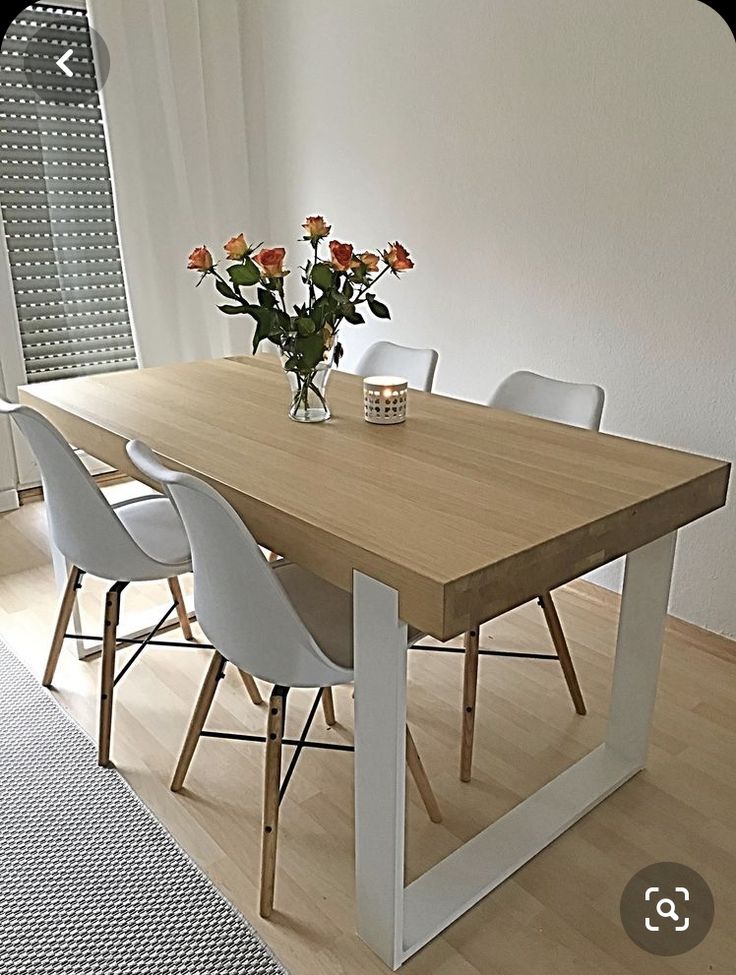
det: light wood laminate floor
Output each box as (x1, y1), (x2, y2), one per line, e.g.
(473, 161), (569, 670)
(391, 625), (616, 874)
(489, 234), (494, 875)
(1, 482), (735, 975)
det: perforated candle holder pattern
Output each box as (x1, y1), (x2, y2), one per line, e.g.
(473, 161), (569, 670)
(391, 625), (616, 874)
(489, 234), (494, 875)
(363, 376), (408, 424)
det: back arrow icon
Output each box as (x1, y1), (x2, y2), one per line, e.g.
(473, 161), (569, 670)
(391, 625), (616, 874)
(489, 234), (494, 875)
(56, 48), (74, 77)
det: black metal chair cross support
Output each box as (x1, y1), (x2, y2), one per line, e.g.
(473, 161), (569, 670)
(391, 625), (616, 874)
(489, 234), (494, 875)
(61, 565), (203, 665)
(408, 591), (587, 783)
(410, 643), (559, 661)
(199, 683), (353, 805)
(111, 598), (177, 686)
(411, 595), (560, 660)
(65, 596), (213, 688)
(66, 633), (212, 651)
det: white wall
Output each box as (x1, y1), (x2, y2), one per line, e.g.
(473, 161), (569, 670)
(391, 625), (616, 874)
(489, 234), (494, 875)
(253, 0), (736, 635)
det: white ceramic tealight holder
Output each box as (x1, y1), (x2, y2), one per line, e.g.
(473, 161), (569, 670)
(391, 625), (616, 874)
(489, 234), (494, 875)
(363, 375), (408, 425)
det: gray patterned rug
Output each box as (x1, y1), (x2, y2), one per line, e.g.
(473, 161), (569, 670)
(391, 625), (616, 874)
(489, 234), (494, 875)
(0, 636), (287, 975)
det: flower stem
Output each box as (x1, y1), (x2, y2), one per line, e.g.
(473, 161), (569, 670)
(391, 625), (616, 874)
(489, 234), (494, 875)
(210, 268), (249, 305)
(308, 239), (319, 311)
(289, 367), (329, 417)
(354, 263), (391, 302)
(307, 378), (328, 411)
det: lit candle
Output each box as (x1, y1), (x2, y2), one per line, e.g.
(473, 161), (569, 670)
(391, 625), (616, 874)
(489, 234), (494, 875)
(363, 375), (408, 424)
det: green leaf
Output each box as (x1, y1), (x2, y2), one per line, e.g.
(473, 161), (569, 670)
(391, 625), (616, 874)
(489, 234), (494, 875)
(343, 304), (365, 325)
(310, 262), (335, 291)
(257, 287), (276, 308)
(296, 316), (316, 336)
(366, 294), (391, 319)
(343, 279), (354, 300)
(250, 306), (276, 352)
(229, 258), (261, 287)
(295, 331), (326, 370)
(311, 294), (331, 328)
(217, 303), (249, 315)
(272, 309), (292, 334)
(332, 291), (351, 311)
(215, 278), (239, 301)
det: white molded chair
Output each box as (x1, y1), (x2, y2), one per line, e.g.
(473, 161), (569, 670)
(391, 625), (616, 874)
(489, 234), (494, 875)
(354, 340), (439, 392)
(126, 438), (442, 918)
(0, 399), (262, 766)
(490, 370), (604, 429)
(417, 371), (605, 782)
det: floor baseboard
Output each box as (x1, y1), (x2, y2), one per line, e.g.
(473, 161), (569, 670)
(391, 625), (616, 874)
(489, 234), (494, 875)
(0, 486), (19, 513)
(18, 471), (130, 505)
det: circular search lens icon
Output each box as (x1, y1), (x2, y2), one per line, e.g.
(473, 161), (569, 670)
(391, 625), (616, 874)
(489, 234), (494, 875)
(620, 863), (714, 956)
(656, 898), (679, 922)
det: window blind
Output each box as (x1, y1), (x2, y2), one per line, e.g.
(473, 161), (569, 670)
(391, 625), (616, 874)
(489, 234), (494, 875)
(0, 3), (138, 382)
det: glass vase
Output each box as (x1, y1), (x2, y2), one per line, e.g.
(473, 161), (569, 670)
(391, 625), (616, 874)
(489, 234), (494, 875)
(284, 360), (332, 423)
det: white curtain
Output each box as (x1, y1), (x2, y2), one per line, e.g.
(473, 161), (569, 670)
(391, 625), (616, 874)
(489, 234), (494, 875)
(0, 358), (19, 509)
(0, 221), (21, 504)
(88, 0), (267, 366)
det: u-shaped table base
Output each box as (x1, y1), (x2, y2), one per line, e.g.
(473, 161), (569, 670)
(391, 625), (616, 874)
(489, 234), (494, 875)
(352, 531), (677, 969)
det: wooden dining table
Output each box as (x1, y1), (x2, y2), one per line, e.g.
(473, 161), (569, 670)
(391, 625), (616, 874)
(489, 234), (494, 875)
(21, 354), (729, 969)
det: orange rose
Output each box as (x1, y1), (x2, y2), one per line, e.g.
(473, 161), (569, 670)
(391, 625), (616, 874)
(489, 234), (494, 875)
(359, 251), (380, 273)
(187, 246), (214, 271)
(384, 241), (414, 272)
(329, 240), (357, 272)
(224, 233), (248, 261)
(254, 246), (287, 278)
(302, 215), (331, 240)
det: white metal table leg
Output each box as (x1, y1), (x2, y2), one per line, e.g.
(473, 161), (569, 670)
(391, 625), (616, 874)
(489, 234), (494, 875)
(606, 531), (677, 764)
(353, 533), (678, 968)
(353, 570), (408, 970)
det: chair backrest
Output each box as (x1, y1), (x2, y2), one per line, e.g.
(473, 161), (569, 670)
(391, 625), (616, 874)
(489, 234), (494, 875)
(0, 399), (166, 580)
(126, 440), (351, 688)
(489, 371), (605, 431)
(354, 340), (439, 392)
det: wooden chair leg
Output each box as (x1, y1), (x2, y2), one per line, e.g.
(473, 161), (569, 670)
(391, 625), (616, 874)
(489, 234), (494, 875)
(321, 686), (336, 726)
(171, 651), (226, 791)
(260, 689), (286, 918)
(460, 625), (480, 782)
(42, 565), (82, 688)
(98, 582), (126, 767)
(539, 592), (586, 715)
(406, 727), (442, 823)
(168, 576), (194, 641)
(239, 668), (263, 706)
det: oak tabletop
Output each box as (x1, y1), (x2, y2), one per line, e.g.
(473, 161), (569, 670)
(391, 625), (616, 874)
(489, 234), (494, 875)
(20, 355), (730, 639)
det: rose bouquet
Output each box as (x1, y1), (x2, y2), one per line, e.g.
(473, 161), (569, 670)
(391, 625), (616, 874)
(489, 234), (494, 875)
(188, 215), (414, 421)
